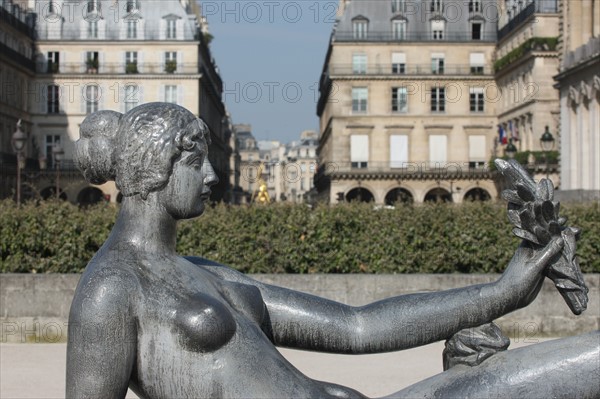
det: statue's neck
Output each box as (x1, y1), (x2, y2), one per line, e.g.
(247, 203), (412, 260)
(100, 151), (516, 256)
(108, 195), (178, 256)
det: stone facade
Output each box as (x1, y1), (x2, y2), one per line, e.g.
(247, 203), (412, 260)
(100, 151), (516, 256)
(317, 0), (500, 204)
(2, 0), (233, 203)
(554, 0), (600, 195)
(0, 0), (36, 199)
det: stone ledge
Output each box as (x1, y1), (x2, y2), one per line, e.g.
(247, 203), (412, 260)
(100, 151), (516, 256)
(1, 274), (598, 343)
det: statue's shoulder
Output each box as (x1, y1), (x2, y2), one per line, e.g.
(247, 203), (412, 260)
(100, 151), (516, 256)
(72, 262), (141, 316)
(183, 256), (247, 283)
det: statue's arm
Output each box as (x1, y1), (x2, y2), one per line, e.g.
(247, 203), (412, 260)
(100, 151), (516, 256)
(189, 238), (562, 354)
(66, 270), (137, 398)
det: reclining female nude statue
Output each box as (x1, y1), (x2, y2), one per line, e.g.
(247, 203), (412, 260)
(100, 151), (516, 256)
(67, 103), (599, 398)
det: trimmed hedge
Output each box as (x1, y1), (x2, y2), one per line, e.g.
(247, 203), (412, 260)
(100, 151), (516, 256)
(1, 200), (598, 274)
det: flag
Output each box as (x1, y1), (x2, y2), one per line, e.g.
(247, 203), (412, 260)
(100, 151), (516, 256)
(513, 123), (519, 141)
(508, 121), (513, 140)
(498, 125), (507, 145)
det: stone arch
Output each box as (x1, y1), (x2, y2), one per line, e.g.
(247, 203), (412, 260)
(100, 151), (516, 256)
(384, 187), (414, 205)
(463, 187), (491, 202)
(424, 187), (452, 203)
(345, 187), (375, 203)
(77, 187), (105, 206)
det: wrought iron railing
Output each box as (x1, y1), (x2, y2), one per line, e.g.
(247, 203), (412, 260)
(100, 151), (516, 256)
(329, 64), (492, 76)
(334, 31), (496, 43)
(36, 62), (200, 75)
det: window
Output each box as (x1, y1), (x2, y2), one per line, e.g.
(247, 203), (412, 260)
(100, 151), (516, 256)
(429, 135), (447, 163)
(392, 20), (406, 40)
(392, 0), (406, 13)
(47, 51), (59, 73)
(469, 0), (482, 12)
(471, 22), (482, 40)
(390, 135), (409, 168)
(431, 87), (445, 112)
(392, 52), (406, 74)
(430, 0), (443, 12)
(165, 85), (177, 104)
(468, 135), (486, 164)
(351, 135), (369, 168)
(125, 51), (138, 73)
(48, 1), (57, 14)
(352, 54), (367, 74)
(127, 20), (137, 39)
(85, 84), (99, 114)
(392, 87), (408, 113)
(470, 52), (485, 74)
(87, 0), (100, 13)
(431, 53), (444, 74)
(86, 51), (98, 72)
(88, 21), (98, 38)
(165, 51), (177, 73)
(352, 87), (368, 113)
(166, 19), (176, 39)
(470, 87), (484, 112)
(124, 84), (138, 112)
(431, 20), (444, 40)
(126, 0), (140, 13)
(353, 20), (368, 39)
(47, 85), (60, 113)
(45, 135), (61, 167)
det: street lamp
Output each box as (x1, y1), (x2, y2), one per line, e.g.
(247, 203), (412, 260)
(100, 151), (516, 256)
(540, 125), (555, 179)
(11, 120), (27, 206)
(505, 138), (517, 159)
(52, 143), (64, 199)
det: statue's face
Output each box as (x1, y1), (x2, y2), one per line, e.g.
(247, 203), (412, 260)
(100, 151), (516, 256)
(158, 135), (217, 220)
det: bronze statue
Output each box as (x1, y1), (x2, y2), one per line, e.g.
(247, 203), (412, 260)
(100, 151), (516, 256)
(67, 103), (599, 398)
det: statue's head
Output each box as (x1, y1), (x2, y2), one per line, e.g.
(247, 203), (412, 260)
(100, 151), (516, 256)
(76, 103), (217, 216)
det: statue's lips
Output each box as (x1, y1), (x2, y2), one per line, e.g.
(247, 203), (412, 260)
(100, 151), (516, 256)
(199, 191), (211, 201)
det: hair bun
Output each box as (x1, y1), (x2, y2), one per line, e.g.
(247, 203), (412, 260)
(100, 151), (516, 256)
(75, 110), (122, 184)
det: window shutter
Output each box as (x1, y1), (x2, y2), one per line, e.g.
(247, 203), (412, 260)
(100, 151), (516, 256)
(138, 85), (144, 104)
(177, 85), (183, 105)
(138, 19), (145, 40)
(429, 135), (447, 163)
(392, 52), (406, 63)
(40, 85), (47, 114)
(159, 85), (165, 102)
(98, 19), (106, 40)
(390, 135), (408, 167)
(350, 135), (369, 162)
(177, 51), (183, 72)
(470, 52), (485, 66)
(119, 18), (127, 39)
(98, 52), (105, 73)
(138, 52), (143, 73)
(469, 135), (486, 161)
(79, 20), (88, 39)
(176, 19), (184, 40)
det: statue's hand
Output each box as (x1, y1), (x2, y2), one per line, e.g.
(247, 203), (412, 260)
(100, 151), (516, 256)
(495, 159), (589, 314)
(499, 237), (563, 308)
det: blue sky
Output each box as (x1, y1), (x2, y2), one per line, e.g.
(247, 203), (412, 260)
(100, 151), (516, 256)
(201, 1), (337, 143)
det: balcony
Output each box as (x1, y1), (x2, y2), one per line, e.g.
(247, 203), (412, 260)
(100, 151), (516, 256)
(36, 62), (199, 75)
(316, 161), (495, 181)
(334, 31), (496, 43)
(329, 64), (493, 76)
(494, 37), (558, 72)
(498, 1), (558, 41)
(0, 42), (35, 71)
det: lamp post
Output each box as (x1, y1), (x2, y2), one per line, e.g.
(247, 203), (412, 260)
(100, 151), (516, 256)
(540, 125), (555, 179)
(11, 120), (27, 206)
(52, 143), (64, 199)
(505, 138), (517, 159)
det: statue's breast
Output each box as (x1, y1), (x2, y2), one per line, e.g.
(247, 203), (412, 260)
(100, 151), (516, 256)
(171, 293), (237, 352)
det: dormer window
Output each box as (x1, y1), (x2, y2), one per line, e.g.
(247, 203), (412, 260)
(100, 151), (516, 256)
(391, 0), (406, 13)
(392, 19), (406, 40)
(430, 0), (443, 12)
(469, 0), (482, 12)
(167, 19), (176, 39)
(126, 0), (140, 13)
(127, 19), (137, 39)
(352, 16), (368, 40)
(87, 0), (100, 13)
(431, 19), (444, 40)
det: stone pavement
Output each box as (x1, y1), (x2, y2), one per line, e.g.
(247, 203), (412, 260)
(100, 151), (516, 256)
(0, 339), (549, 398)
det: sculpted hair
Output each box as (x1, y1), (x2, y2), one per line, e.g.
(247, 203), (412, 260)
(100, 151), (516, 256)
(75, 103), (209, 199)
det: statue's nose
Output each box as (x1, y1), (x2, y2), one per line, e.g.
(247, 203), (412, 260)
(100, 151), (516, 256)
(203, 158), (219, 187)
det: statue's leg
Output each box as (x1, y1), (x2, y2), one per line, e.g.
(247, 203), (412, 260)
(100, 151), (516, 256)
(386, 331), (600, 399)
